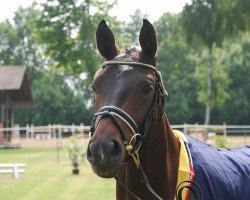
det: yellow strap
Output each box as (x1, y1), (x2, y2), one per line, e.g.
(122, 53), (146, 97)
(126, 134), (142, 169)
(173, 130), (191, 200)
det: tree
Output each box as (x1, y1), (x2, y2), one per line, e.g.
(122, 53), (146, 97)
(123, 9), (149, 47)
(181, 0), (250, 127)
(0, 5), (92, 126)
(27, 0), (122, 125)
(33, 0), (118, 78)
(213, 34), (250, 124)
(154, 13), (184, 43)
(0, 20), (22, 65)
(194, 47), (230, 109)
(15, 72), (92, 125)
(0, 5), (46, 80)
(155, 13), (204, 124)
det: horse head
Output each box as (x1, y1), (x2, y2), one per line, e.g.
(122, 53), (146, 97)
(87, 19), (165, 179)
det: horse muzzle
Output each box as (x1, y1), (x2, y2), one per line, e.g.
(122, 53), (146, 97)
(87, 137), (125, 178)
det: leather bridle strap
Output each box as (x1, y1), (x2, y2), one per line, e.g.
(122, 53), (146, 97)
(115, 165), (165, 200)
(139, 165), (164, 200)
(115, 177), (141, 200)
(140, 87), (161, 137)
(115, 171), (164, 200)
(100, 60), (168, 96)
(95, 106), (139, 135)
(90, 106), (140, 142)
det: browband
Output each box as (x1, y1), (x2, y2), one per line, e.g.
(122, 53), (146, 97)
(94, 60), (168, 95)
(103, 61), (157, 71)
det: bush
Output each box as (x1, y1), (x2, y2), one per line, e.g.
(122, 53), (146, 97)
(215, 135), (231, 148)
(66, 136), (86, 174)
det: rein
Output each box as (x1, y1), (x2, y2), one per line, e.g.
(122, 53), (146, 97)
(89, 61), (202, 200)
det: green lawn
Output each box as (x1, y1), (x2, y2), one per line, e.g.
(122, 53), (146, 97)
(0, 147), (115, 200)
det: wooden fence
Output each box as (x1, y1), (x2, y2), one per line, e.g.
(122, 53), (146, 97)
(0, 123), (250, 147)
(172, 123), (250, 146)
(0, 124), (90, 140)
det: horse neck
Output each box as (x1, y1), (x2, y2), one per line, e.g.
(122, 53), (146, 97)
(116, 112), (180, 200)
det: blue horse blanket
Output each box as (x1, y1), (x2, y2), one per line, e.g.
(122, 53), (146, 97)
(187, 136), (250, 200)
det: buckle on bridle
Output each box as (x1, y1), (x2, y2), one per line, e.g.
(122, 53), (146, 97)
(126, 134), (142, 152)
(126, 133), (142, 168)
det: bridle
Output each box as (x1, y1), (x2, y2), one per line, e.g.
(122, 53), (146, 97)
(89, 61), (202, 200)
(89, 60), (166, 199)
(89, 60), (166, 164)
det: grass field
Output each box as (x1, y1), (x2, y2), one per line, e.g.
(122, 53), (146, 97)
(0, 147), (115, 200)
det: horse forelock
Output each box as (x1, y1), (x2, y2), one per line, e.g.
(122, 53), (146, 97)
(114, 47), (157, 67)
(93, 48), (144, 80)
(114, 47), (141, 62)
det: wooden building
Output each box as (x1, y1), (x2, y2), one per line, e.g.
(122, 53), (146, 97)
(0, 66), (33, 142)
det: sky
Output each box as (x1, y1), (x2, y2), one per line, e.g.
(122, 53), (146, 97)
(0, 0), (190, 23)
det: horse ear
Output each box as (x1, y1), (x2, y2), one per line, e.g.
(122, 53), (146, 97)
(96, 20), (118, 60)
(139, 19), (157, 64)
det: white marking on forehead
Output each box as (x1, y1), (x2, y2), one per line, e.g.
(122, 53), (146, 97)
(115, 64), (134, 77)
(119, 65), (133, 72)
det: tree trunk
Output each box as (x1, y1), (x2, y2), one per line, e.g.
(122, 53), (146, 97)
(204, 46), (213, 139)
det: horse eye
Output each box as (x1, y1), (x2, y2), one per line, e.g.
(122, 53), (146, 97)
(88, 84), (96, 92)
(141, 84), (153, 94)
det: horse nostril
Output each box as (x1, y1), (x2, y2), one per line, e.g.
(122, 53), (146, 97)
(110, 139), (122, 160)
(87, 141), (97, 163)
(87, 138), (123, 164)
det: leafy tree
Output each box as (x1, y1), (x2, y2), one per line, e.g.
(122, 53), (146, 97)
(155, 13), (204, 124)
(0, 20), (22, 65)
(13, 5), (47, 82)
(33, 0), (118, 78)
(0, 5), (92, 126)
(0, 5), (45, 80)
(124, 9), (149, 47)
(194, 47), (230, 109)
(154, 13), (184, 43)
(181, 0), (250, 127)
(213, 35), (250, 124)
(15, 72), (91, 125)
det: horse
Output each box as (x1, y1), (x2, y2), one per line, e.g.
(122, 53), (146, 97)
(87, 19), (250, 200)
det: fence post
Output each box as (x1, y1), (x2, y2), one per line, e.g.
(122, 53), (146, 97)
(184, 123), (187, 134)
(223, 122), (227, 138)
(243, 128), (247, 146)
(26, 124), (29, 139)
(48, 124), (52, 139)
(12, 124), (16, 140)
(58, 124), (62, 140)
(14, 124), (20, 139)
(53, 124), (56, 139)
(80, 123), (84, 136)
(195, 122), (199, 139)
(31, 124), (34, 139)
(71, 124), (75, 136)
(12, 164), (19, 179)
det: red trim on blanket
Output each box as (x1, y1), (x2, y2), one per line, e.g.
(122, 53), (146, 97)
(185, 164), (195, 200)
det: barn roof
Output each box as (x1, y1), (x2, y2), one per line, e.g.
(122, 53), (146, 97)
(0, 66), (33, 105)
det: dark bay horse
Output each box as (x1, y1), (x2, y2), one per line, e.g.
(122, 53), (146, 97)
(87, 19), (250, 200)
